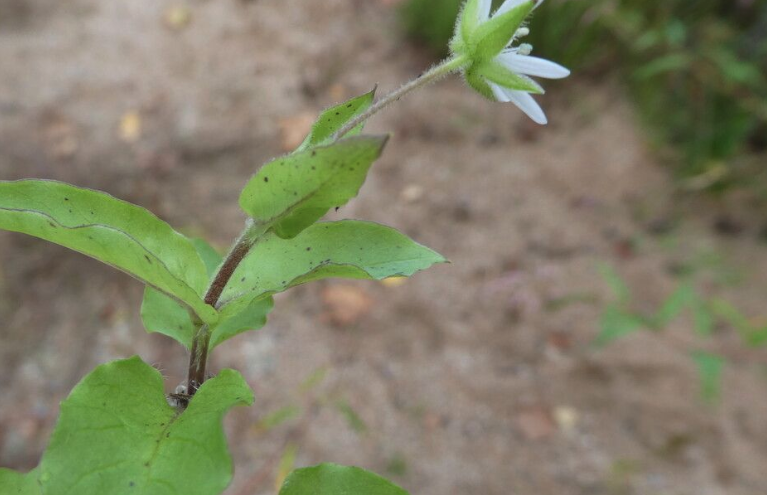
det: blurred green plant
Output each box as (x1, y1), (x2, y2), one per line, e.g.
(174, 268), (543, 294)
(597, 264), (767, 402)
(399, 0), (767, 192)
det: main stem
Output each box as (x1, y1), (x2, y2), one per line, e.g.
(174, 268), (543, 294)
(187, 226), (255, 396)
(184, 55), (469, 399)
(334, 55), (469, 140)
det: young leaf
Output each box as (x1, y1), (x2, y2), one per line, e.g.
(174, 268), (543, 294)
(0, 180), (217, 324)
(34, 356), (252, 495)
(0, 468), (40, 495)
(296, 89), (376, 151)
(594, 304), (645, 347)
(209, 297), (275, 349)
(692, 351), (725, 402)
(217, 220), (446, 318)
(279, 464), (409, 495)
(239, 136), (388, 239)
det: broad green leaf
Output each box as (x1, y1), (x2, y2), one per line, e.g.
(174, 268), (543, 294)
(35, 356), (252, 495)
(0, 468), (40, 494)
(141, 238), (273, 349)
(296, 89), (376, 151)
(595, 304), (645, 347)
(654, 283), (695, 328)
(471, 1), (534, 61)
(218, 221), (446, 318)
(0, 180), (217, 324)
(239, 136), (388, 239)
(279, 464), (409, 495)
(692, 351), (725, 402)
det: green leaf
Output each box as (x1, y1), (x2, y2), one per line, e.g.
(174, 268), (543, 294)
(209, 297), (274, 349)
(0, 180), (217, 324)
(33, 356), (252, 495)
(296, 89), (376, 151)
(191, 238), (224, 276)
(140, 238), (273, 349)
(470, 1), (534, 61)
(218, 220), (446, 318)
(691, 351), (724, 402)
(239, 136), (388, 239)
(0, 468), (40, 494)
(595, 304), (645, 347)
(279, 464), (409, 495)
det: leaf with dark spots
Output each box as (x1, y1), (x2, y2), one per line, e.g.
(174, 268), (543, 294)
(239, 136), (388, 239)
(0, 180), (216, 324)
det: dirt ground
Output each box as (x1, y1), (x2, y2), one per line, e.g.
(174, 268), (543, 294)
(2, 1), (767, 494)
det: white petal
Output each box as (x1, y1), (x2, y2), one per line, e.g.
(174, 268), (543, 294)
(496, 52), (570, 79)
(488, 82), (548, 125)
(506, 90), (547, 124)
(477, 0), (492, 22)
(489, 82), (511, 102)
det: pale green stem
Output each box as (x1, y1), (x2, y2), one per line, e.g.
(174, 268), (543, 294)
(334, 55), (470, 140)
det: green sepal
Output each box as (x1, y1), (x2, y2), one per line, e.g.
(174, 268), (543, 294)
(296, 89), (376, 151)
(279, 464), (409, 495)
(458, 0), (482, 45)
(9, 357), (253, 495)
(239, 136), (388, 239)
(465, 67), (495, 100)
(470, 1), (534, 61)
(218, 220), (447, 319)
(475, 60), (544, 94)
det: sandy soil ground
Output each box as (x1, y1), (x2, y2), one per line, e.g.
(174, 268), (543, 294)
(2, 1), (767, 494)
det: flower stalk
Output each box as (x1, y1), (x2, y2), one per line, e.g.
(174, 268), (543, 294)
(334, 55), (470, 140)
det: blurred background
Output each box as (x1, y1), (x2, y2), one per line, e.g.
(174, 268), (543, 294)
(1, 0), (766, 494)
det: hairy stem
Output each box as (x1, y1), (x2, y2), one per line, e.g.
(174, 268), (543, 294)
(333, 55), (469, 140)
(186, 226), (255, 396)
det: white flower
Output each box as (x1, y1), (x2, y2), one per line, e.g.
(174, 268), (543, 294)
(489, 46), (570, 125)
(454, 0), (570, 125)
